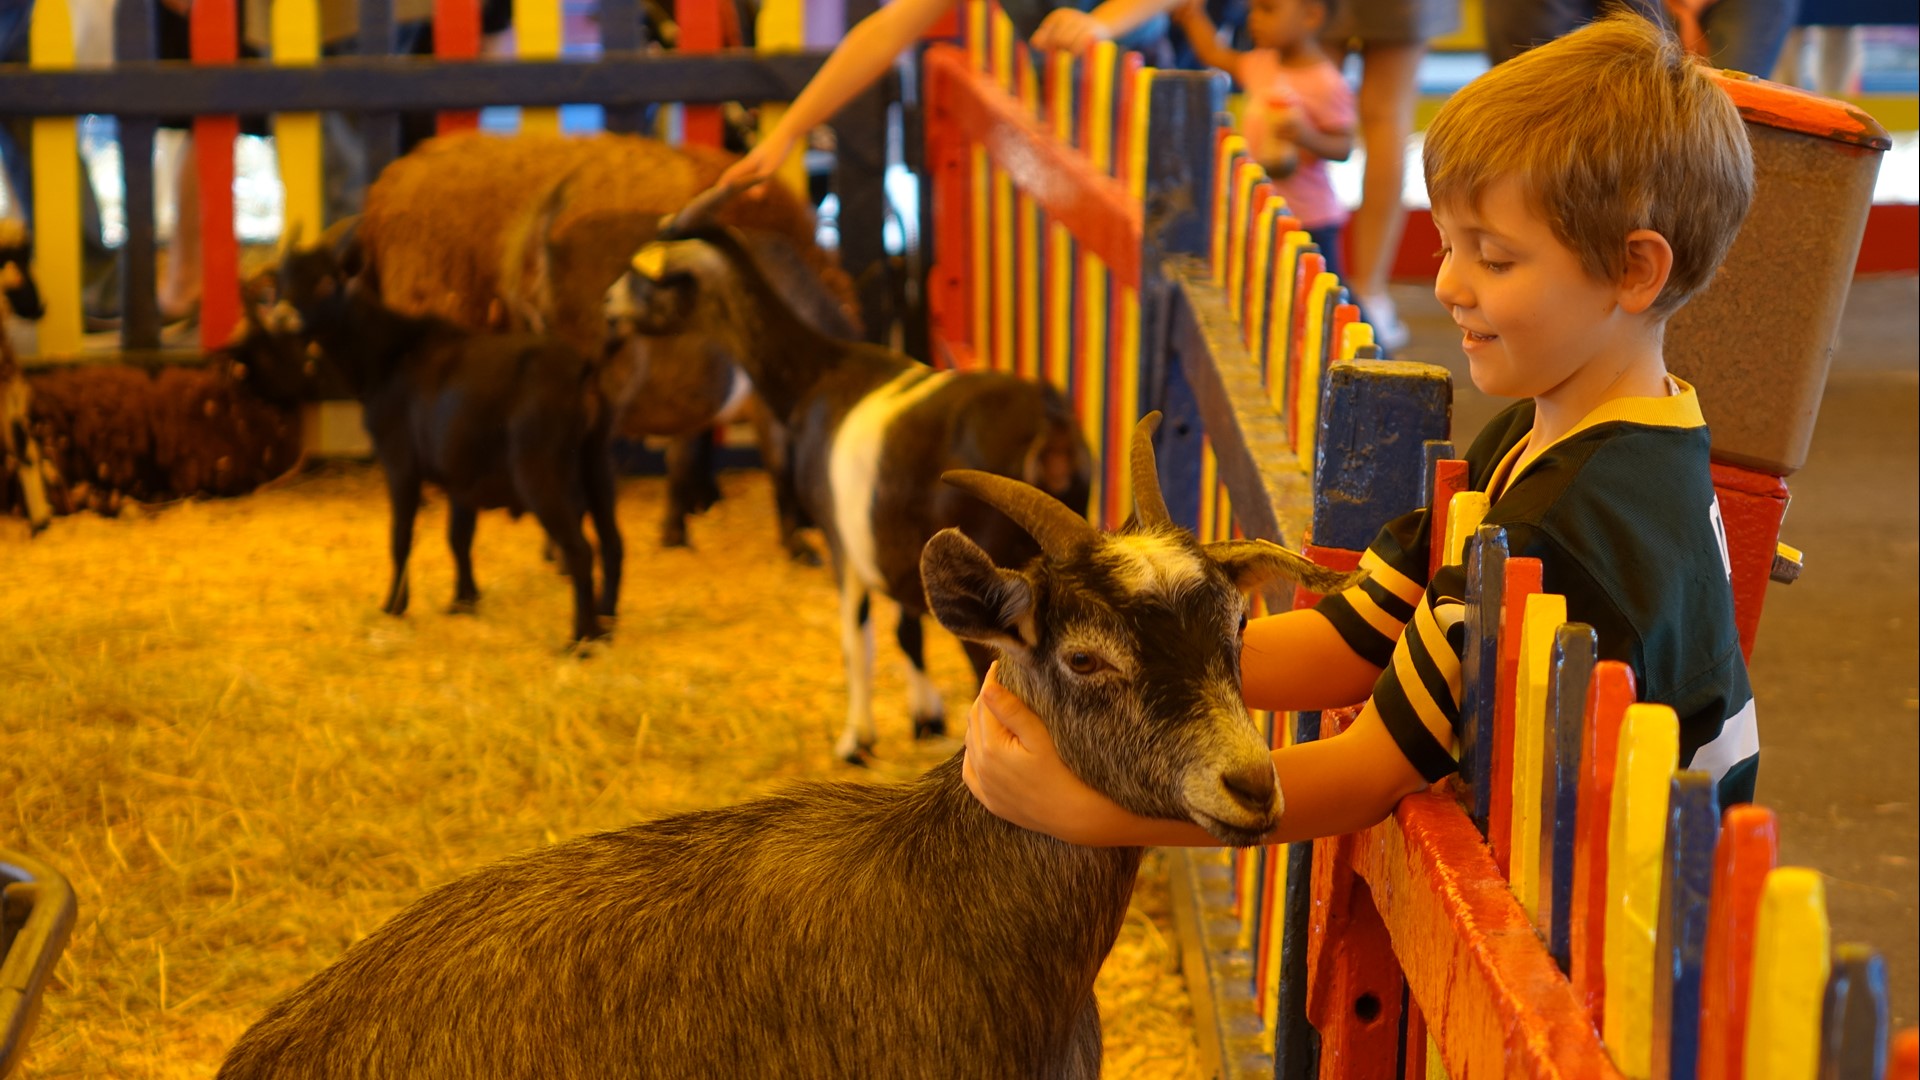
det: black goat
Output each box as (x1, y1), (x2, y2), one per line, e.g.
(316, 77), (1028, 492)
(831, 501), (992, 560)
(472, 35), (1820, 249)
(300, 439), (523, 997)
(242, 233), (622, 646)
(625, 219), (1092, 763)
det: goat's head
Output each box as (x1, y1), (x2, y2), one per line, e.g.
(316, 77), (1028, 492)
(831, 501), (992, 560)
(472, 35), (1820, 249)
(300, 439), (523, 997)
(228, 220), (364, 403)
(612, 226), (762, 354)
(922, 413), (1363, 846)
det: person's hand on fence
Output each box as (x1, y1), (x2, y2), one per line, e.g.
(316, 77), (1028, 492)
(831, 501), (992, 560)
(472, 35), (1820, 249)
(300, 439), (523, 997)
(1032, 8), (1114, 52)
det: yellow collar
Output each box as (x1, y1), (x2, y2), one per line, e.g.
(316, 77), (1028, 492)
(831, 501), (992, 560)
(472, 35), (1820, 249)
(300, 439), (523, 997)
(1501, 377), (1705, 497)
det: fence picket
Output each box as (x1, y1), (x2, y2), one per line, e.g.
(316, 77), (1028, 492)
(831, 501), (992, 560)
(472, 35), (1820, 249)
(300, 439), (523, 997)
(1511, 591), (1569, 921)
(1540, 622), (1596, 973)
(1603, 702), (1681, 1079)
(1652, 771), (1718, 1080)
(1461, 524), (1508, 828)
(1697, 804), (1780, 1080)
(1745, 868), (1831, 1080)
(1819, 945), (1889, 1080)
(27, 0), (84, 354)
(1571, 660), (1636, 1028)
(1491, 556), (1543, 875)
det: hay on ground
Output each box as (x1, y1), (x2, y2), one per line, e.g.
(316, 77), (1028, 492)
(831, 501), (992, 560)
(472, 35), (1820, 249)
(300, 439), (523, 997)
(0, 466), (1202, 1078)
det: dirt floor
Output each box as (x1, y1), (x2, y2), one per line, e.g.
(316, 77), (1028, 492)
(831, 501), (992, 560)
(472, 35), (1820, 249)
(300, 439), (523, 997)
(0, 466), (1203, 1078)
(1393, 272), (1920, 1032)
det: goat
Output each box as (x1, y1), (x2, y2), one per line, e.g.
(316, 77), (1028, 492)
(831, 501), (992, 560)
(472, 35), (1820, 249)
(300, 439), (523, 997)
(214, 414), (1362, 1080)
(244, 229), (622, 646)
(621, 216), (1092, 763)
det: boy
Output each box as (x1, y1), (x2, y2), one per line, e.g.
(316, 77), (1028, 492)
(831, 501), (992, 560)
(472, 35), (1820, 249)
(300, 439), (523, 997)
(1175, 0), (1356, 276)
(961, 11), (1761, 847)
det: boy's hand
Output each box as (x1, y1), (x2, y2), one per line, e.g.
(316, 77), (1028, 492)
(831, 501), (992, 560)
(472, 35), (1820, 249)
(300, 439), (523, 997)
(962, 664), (1126, 843)
(1032, 8), (1113, 52)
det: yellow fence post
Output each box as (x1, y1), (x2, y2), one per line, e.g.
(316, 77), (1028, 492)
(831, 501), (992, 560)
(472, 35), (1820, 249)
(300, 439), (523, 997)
(1604, 702), (1681, 1078)
(756, 0), (809, 198)
(272, 0), (325, 244)
(515, 0), (563, 135)
(1745, 868), (1831, 1080)
(1512, 592), (1569, 920)
(28, 0), (83, 356)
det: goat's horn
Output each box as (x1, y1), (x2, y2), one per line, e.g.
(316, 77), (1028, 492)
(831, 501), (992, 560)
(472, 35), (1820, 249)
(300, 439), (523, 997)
(281, 220), (304, 258)
(658, 181), (743, 241)
(943, 469), (1098, 561)
(1130, 411), (1171, 530)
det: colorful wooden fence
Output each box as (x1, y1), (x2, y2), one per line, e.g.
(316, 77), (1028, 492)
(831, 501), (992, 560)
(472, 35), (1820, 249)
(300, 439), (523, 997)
(920, 0), (1212, 528)
(0, 0), (884, 360)
(1166, 64), (1913, 1080)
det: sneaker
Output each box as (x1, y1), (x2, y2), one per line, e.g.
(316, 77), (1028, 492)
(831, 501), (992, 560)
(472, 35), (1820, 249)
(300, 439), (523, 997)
(1359, 292), (1410, 355)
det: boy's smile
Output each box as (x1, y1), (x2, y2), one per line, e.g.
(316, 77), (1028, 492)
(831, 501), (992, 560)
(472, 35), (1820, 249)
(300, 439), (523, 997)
(1430, 176), (1671, 433)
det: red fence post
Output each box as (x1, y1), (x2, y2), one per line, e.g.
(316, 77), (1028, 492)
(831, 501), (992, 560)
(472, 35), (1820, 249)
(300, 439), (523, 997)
(190, 0), (240, 351)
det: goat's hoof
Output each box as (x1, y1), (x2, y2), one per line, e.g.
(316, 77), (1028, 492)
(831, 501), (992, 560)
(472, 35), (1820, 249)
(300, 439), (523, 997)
(786, 541), (823, 568)
(660, 526), (691, 549)
(448, 598), (478, 616)
(912, 715), (947, 740)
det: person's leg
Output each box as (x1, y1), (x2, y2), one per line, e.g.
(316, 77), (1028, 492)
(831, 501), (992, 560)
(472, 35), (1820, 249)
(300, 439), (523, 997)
(157, 131), (200, 319)
(1344, 39), (1422, 350)
(1306, 223), (1343, 281)
(1701, 0), (1800, 77)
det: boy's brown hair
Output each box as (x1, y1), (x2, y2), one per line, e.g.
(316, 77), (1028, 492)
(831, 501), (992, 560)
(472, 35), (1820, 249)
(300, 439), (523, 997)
(1422, 12), (1754, 317)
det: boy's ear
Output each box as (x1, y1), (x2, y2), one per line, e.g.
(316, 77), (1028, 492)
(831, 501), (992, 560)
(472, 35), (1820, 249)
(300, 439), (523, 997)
(1618, 229), (1674, 315)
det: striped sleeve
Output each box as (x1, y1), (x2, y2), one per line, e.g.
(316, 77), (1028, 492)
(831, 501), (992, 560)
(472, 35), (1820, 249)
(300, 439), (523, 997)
(1315, 508), (1431, 669)
(1371, 565), (1470, 783)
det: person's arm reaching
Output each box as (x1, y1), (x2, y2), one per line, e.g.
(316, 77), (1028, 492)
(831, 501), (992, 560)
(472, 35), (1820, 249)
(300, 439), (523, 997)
(1239, 607), (1383, 713)
(1170, 0), (1245, 82)
(1031, 0), (1181, 52)
(718, 0), (957, 191)
(962, 665), (1431, 847)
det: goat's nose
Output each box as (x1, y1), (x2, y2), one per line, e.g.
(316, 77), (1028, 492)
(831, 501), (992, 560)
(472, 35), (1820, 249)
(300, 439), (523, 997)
(1220, 761), (1277, 814)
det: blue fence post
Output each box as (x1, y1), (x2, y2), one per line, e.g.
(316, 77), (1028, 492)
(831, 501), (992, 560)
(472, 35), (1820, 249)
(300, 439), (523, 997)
(1541, 621), (1596, 974)
(1652, 770), (1719, 1080)
(1820, 945), (1890, 1080)
(114, 0), (160, 350)
(1461, 523), (1508, 833)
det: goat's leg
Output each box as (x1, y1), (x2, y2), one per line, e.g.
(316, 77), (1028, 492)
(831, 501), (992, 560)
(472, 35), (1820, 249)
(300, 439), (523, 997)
(832, 580), (878, 764)
(519, 459), (605, 646)
(750, 406), (819, 566)
(583, 445), (623, 621)
(1056, 997), (1103, 1080)
(446, 500), (480, 614)
(382, 471), (421, 617)
(895, 612), (946, 739)
(660, 430), (719, 549)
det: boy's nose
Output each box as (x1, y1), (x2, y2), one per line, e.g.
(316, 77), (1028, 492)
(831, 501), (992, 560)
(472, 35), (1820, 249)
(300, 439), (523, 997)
(1433, 254), (1471, 311)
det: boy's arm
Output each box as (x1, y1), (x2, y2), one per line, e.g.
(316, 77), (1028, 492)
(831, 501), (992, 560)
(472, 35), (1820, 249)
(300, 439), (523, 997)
(1169, 1), (1245, 82)
(719, 0), (957, 190)
(963, 666), (1430, 847)
(1240, 607), (1384, 713)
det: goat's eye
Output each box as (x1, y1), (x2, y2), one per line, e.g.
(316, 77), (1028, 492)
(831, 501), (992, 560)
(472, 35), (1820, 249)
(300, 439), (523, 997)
(1065, 651), (1106, 676)
(1238, 614), (1248, 636)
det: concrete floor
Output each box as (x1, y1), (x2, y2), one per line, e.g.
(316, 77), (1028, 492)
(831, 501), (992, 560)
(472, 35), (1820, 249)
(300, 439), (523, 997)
(1388, 273), (1920, 1031)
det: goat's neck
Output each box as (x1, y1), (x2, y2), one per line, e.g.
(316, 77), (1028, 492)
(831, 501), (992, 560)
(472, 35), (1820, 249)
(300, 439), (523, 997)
(709, 236), (908, 421)
(308, 290), (432, 396)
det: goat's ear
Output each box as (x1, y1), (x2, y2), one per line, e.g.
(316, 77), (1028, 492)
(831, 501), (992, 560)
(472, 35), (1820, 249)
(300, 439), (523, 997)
(1206, 539), (1368, 597)
(922, 528), (1039, 655)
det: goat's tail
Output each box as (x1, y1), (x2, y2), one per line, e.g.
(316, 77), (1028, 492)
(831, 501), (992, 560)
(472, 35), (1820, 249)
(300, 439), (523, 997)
(500, 165), (586, 336)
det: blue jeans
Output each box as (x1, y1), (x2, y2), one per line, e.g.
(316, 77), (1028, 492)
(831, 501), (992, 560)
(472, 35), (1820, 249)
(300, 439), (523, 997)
(1, 1), (107, 254)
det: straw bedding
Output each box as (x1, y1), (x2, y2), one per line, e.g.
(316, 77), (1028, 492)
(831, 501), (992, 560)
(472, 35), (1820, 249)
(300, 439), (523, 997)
(0, 464), (1202, 1078)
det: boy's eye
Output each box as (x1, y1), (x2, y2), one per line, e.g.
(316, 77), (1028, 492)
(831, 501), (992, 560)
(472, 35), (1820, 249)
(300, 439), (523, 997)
(1481, 260), (1513, 273)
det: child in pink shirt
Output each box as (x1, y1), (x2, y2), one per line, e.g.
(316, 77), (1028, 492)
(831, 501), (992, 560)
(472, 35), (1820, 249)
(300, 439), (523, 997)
(1175, 0), (1357, 276)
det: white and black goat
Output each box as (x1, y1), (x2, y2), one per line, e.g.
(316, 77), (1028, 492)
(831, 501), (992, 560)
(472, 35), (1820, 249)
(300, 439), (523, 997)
(621, 215), (1092, 762)
(245, 230), (623, 646)
(214, 415), (1362, 1080)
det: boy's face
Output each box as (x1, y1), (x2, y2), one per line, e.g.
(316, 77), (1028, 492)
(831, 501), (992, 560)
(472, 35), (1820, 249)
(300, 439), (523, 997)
(1431, 176), (1626, 401)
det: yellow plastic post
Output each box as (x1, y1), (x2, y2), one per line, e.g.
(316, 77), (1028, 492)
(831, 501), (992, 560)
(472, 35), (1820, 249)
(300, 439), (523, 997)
(1603, 702), (1681, 1078)
(1209, 134), (1246, 286)
(1511, 591), (1569, 921)
(1044, 51), (1075, 393)
(1224, 159), (1260, 327)
(1109, 66), (1152, 523)
(1265, 230), (1309, 414)
(1338, 320), (1375, 362)
(988, 9), (1014, 372)
(1245, 195), (1278, 352)
(272, 0), (325, 245)
(1015, 55), (1041, 382)
(1077, 41), (1118, 526)
(515, 0), (562, 135)
(28, 0), (82, 356)
(1290, 271), (1339, 464)
(1744, 868), (1830, 1080)
(756, 0), (808, 198)
(1444, 490), (1489, 566)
